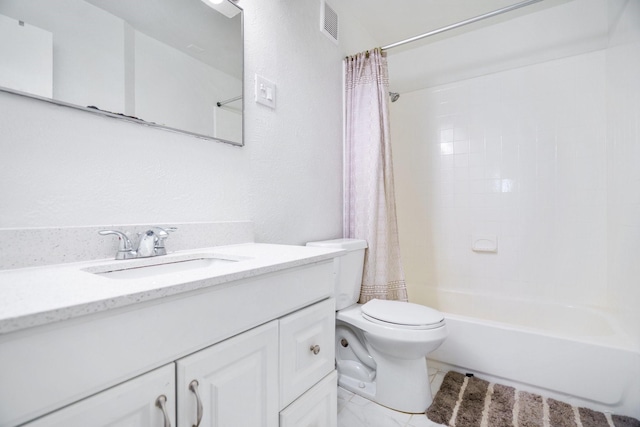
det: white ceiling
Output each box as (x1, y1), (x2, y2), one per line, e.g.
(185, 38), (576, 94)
(340, 0), (580, 93)
(340, 0), (571, 52)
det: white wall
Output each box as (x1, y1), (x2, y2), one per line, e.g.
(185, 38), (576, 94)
(390, 0), (639, 346)
(242, 0), (374, 244)
(0, 0), (371, 245)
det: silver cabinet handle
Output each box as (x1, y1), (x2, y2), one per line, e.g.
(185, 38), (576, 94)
(310, 344), (321, 355)
(155, 395), (171, 427)
(189, 380), (203, 427)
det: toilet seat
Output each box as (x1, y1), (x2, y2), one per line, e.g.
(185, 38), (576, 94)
(361, 299), (445, 330)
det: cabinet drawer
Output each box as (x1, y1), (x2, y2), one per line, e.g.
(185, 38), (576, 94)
(279, 370), (337, 427)
(279, 298), (335, 409)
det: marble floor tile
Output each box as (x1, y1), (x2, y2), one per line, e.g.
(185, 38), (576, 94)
(337, 366), (448, 427)
(430, 371), (446, 397)
(338, 395), (411, 427)
(407, 414), (446, 427)
(338, 386), (355, 414)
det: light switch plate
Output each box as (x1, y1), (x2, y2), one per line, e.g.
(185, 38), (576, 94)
(255, 74), (276, 109)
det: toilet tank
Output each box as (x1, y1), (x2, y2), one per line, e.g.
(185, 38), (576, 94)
(306, 238), (368, 310)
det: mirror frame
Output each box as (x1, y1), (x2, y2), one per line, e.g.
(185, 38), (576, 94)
(0, 1), (244, 147)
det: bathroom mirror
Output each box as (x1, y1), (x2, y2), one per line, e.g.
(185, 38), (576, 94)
(0, 0), (244, 146)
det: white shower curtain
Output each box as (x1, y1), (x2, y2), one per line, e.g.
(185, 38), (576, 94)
(344, 48), (408, 303)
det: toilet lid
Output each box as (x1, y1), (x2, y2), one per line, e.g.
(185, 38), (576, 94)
(361, 299), (444, 329)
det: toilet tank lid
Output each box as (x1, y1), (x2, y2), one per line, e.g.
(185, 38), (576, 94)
(362, 299), (444, 326)
(306, 238), (368, 250)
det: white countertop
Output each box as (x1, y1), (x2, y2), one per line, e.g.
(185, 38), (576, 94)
(0, 243), (344, 335)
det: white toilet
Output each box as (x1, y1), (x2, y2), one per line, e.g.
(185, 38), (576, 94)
(307, 238), (448, 413)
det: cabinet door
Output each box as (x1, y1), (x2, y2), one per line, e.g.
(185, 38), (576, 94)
(23, 364), (175, 427)
(279, 298), (335, 409)
(176, 320), (278, 427)
(279, 370), (337, 427)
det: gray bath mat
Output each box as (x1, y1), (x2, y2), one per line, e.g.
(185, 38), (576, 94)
(426, 371), (640, 427)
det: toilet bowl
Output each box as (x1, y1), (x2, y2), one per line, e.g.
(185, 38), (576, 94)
(306, 238), (448, 413)
(336, 301), (447, 413)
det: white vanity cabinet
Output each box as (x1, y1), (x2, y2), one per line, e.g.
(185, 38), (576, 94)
(0, 258), (338, 427)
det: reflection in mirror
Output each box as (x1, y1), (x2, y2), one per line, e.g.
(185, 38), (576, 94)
(0, 0), (243, 146)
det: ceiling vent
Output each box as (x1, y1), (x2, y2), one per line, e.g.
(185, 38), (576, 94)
(320, 0), (338, 44)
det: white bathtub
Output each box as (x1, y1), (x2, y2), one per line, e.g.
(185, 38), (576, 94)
(423, 289), (640, 419)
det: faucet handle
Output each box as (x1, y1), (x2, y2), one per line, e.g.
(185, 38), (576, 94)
(150, 227), (177, 256)
(99, 230), (135, 260)
(151, 226), (177, 238)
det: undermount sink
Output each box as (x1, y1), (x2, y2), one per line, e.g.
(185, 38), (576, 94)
(85, 255), (241, 280)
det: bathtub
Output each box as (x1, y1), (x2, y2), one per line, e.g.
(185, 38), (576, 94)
(423, 289), (640, 419)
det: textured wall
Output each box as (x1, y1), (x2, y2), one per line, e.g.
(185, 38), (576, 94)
(243, 0), (343, 244)
(0, 0), (370, 246)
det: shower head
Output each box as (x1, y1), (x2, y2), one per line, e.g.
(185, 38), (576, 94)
(389, 92), (400, 102)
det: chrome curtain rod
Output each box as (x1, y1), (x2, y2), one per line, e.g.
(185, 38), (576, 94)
(216, 95), (242, 107)
(381, 0), (543, 51)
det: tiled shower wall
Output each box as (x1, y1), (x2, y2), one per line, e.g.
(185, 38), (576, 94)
(392, 0), (640, 346)
(606, 0), (640, 345)
(393, 51), (608, 307)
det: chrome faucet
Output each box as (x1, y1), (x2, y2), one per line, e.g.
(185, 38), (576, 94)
(136, 230), (157, 258)
(99, 227), (177, 260)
